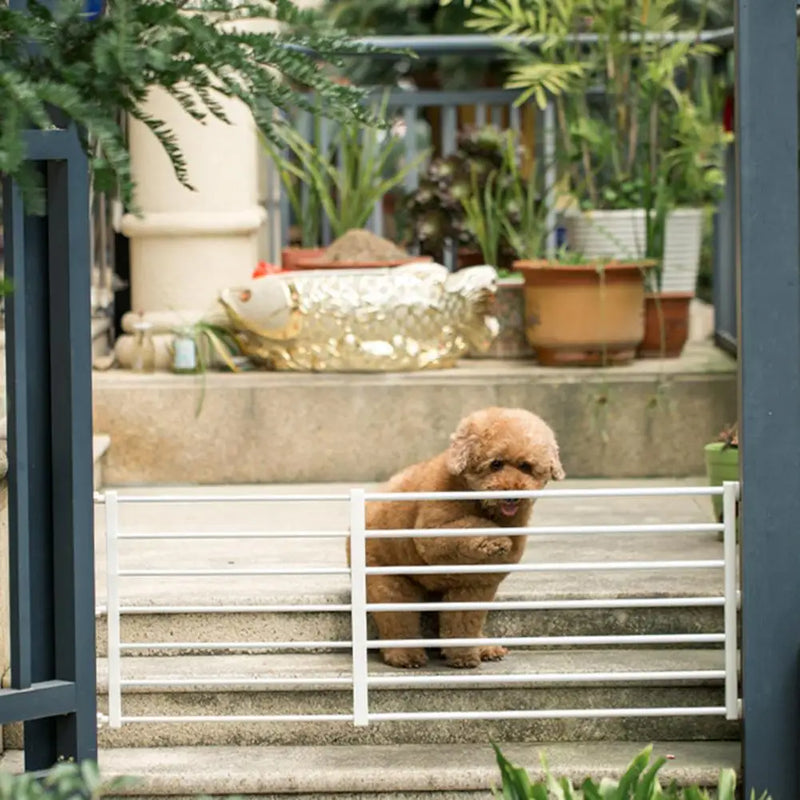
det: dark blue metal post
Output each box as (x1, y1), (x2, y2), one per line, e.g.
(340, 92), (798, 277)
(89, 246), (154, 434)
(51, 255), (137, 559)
(1, 124), (97, 767)
(735, 0), (800, 796)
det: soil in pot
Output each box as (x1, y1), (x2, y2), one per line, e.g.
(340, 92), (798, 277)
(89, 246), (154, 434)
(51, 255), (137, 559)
(295, 229), (429, 270)
(637, 291), (693, 358)
(516, 259), (652, 366)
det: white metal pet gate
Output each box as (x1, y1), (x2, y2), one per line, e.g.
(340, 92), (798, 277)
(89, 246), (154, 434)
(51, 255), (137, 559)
(96, 483), (741, 728)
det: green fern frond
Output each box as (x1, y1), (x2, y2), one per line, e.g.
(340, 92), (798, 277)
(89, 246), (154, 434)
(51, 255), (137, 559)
(0, 0), (388, 214)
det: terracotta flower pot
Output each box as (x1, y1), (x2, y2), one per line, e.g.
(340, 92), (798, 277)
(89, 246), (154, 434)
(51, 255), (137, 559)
(515, 259), (654, 367)
(457, 248), (485, 269)
(281, 247), (326, 272)
(294, 254), (433, 270)
(637, 291), (693, 358)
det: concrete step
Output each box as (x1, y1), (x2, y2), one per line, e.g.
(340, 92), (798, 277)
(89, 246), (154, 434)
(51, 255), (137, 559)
(95, 601), (723, 659)
(3, 650), (737, 749)
(92, 341), (736, 484)
(0, 741), (741, 797)
(93, 649), (735, 747)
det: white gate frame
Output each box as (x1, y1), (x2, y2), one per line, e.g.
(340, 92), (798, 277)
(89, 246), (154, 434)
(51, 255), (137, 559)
(96, 482), (741, 729)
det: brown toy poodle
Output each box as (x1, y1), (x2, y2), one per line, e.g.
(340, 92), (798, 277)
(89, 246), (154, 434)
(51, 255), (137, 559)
(356, 406), (564, 670)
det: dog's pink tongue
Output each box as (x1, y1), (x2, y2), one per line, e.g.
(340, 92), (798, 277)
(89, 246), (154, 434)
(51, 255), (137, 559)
(499, 500), (520, 517)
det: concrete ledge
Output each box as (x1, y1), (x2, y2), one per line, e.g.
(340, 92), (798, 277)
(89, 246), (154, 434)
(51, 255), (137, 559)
(93, 343), (736, 485)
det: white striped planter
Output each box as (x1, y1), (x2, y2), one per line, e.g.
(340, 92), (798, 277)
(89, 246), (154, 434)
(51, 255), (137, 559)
(564, 209), (647, 260)
(661, 208), (704, 294)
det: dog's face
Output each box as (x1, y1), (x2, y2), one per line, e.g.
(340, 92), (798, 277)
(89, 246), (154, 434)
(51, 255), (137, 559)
(446, 407), (565, 524)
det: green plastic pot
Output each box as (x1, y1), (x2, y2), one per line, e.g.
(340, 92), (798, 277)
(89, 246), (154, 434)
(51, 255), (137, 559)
(704, 442), (739, 523)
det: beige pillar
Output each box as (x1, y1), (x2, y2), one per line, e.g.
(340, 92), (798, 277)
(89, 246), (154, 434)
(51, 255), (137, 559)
(121, 87), (265, 317)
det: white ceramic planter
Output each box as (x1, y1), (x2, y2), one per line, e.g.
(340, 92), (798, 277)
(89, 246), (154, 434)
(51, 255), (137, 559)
(564, 209), (647, 260)
(660, 207), (704, 294)
(121, 86), (266, 316)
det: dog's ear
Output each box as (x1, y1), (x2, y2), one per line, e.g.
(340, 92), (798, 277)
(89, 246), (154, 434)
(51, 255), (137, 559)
(550, 445), (566, 481)
(447, 419), (479, 475)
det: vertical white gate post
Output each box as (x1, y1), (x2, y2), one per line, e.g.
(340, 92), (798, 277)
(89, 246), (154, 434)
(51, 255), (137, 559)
(349, 488), (369, 726)
(104, 490), (122, 728)
(722, 481), (740, 720)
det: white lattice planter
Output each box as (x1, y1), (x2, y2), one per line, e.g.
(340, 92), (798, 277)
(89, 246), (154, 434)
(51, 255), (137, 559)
(564, 209), (647, 260)
(661, 208), (704, 294)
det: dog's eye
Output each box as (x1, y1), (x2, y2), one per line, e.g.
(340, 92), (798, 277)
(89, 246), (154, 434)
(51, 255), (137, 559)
(489, 459), (504, 472)
(518, 462), (533, 475)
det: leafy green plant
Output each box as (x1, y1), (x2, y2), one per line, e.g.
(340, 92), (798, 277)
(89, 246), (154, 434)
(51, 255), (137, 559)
(405, 125), (519, 264)
(265, 92), (430, 239)
(0, 0), (382, 214)
(469, 0), (729, 271)
(170, 320), (242, 416)
(460, 168), (508, 266)
(491, 743), (770, 800)
(0, 759), (137, 799)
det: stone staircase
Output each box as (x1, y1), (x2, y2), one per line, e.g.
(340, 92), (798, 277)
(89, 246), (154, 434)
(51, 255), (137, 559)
(0, 479), (741, 797)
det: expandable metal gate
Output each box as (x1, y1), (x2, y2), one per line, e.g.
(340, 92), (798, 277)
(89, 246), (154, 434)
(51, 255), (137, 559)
(96, 483), (741, 728)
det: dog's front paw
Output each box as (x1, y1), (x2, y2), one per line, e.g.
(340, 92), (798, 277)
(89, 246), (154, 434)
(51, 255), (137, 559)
(442, 647), (481, 669)
(480, 644), (508, 662)
(474, 536), (513, 559)
(382, 647), (428, 669)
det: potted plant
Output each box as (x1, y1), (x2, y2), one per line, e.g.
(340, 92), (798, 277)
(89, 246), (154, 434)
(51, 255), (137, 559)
(0, 0), (382, 217)
(470, 0), (723, 303)
(264, 93), (430, 269)
(704, 423), (739, 523)
(638, 88), (730, 357)
(483, 129), (654, 367)
(452, 128), (539, 357)
(404, 125), (518, 269)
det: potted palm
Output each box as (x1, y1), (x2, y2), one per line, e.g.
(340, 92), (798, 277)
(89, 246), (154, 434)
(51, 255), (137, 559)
(469, 0), (722, 290)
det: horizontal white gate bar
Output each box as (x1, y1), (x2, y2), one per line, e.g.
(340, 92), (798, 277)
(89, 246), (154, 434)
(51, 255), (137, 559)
(120, 640), (353, 651)
(116, 705), (730, 726)
(365, 597), (727, 612)
(118, 530), (348, 540)
(117, 669), (725, 690)
(364, 560), (724, 575)
(368, 706), (728, 722)
(365, 523), (723, 537)
(367, 670), (725, 686)
(104, 596), (728, 616)
(366, 633), (726, 648)
(119, 567), (350, 577)
(95, 486), (725, 505)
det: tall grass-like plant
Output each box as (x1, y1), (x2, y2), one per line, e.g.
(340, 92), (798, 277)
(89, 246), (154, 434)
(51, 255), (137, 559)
(460, 132), (551, 266)
(264, 93), (430, 239)
(492, 743), (770, 800)
(0, 0), (382, 214)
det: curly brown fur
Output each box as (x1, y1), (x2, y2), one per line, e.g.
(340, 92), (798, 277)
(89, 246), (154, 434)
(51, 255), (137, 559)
(348, 407), (564, 670)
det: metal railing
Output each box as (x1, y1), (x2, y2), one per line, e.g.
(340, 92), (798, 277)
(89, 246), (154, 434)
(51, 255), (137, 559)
(96, 482), (741, 729)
